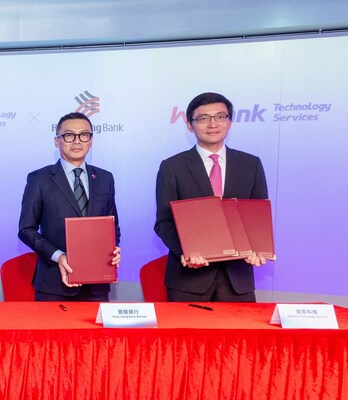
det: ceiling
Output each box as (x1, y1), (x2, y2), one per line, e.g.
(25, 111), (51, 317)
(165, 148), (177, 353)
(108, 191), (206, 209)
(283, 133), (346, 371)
(1, 0), (348, 51)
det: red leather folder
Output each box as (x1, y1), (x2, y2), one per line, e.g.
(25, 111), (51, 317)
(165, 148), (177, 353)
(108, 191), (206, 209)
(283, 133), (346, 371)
(65, 216), (117, 284)
(170, 197), (238, 262)
(221, 199), (254, 259)
(170, 197), (276, 264)
(235, 199), (276, 260)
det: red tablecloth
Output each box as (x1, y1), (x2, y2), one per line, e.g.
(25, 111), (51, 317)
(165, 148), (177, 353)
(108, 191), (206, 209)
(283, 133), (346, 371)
(1, 302), (348, 400)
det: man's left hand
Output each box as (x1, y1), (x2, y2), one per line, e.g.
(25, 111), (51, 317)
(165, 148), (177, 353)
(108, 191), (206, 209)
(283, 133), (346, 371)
(111, 246), (121, 267)
(245, 253), (266, 267)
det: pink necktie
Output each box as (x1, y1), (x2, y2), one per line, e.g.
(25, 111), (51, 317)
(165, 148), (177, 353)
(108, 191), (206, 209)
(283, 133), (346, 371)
(209, 154), (222, 197)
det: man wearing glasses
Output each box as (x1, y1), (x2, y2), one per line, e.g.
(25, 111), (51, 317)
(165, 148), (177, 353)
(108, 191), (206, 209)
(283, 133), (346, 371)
(18, 112), (121, 301)
(155, 92), (268, 302)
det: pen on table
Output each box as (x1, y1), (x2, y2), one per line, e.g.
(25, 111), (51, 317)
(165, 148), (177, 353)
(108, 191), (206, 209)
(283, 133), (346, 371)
(188, 304), (214, 311)
(59, 304), (68, 311)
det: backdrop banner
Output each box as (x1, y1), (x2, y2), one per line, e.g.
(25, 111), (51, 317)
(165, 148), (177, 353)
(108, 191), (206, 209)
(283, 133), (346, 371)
(1, 35), (347, 299)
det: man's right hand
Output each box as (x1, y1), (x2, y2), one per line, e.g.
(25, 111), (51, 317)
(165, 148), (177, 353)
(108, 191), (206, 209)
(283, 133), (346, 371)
(181, 254), (209, 269)
(57, 254), (80, 287)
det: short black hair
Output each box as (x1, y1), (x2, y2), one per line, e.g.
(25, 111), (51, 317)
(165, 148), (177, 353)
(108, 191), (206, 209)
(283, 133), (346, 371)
(56, 112), (93, 134)
(186, 92), (233, 122)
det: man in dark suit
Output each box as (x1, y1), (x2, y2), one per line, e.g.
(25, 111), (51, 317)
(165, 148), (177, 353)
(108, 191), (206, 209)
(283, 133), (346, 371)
(154, 92), (268, 302)
(18, 112), (121, 301)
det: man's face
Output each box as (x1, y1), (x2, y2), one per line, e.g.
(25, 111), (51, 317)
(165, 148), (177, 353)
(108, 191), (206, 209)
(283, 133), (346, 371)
(186, 102), (232, 151)
(54, 118), (93, 166)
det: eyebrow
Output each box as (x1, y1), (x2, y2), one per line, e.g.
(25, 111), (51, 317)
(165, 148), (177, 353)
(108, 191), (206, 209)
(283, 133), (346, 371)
(63, 130), (92, 134)
(195, 112), (229, 117)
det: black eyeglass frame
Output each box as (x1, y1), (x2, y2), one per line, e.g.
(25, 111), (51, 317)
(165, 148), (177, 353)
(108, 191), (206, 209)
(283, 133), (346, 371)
(191, 114), (231, 124)
(56, 132), (93, 143)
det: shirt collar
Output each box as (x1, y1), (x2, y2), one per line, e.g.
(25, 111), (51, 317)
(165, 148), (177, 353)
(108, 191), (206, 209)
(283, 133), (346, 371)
(60, 158), (87, 175)
(196, 144), (226, 161)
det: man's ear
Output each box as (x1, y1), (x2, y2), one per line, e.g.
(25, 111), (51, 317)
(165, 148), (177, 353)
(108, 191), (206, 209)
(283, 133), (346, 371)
(186, 121), (194, 133)
(54, 137), (59, 148)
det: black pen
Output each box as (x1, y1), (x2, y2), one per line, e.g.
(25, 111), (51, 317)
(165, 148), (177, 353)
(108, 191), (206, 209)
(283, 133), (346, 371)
(59, 304), (68, 311)
(188, 304), (214, 311)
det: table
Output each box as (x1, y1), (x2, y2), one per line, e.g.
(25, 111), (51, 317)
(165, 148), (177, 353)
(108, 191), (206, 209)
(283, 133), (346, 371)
(1, 302), (348, 400)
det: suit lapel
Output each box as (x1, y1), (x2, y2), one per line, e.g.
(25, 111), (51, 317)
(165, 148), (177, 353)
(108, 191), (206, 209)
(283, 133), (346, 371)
(185, 147), (214, 197)
(51, 161), (81, 215)
(224, 147), (239, 198)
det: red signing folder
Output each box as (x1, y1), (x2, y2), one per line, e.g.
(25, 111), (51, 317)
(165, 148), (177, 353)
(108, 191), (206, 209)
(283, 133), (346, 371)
(170, 197), (276, 263)
(235, 199), (276, 260)
(170, 197), (238, 262)
(65, 216), (117, 284)
(221, 199), (254, 259)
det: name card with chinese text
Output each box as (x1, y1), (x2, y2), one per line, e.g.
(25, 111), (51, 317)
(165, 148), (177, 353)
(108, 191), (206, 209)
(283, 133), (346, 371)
(270, 304), (338, 329)
(96, 303), (158, 328)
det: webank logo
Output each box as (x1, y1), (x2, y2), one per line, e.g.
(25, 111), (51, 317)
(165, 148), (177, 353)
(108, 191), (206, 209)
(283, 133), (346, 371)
(273, 102), (331, 122)
(170, 101), (332, 124)
(74, 90), (100, 117)
(170, 105), (267, 124)
(0, 111), (16, 128)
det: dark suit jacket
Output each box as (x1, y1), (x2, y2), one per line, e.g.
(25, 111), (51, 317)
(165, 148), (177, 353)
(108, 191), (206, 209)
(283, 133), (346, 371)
(18, 160), (120, 296)
(154, 146), (268, 295)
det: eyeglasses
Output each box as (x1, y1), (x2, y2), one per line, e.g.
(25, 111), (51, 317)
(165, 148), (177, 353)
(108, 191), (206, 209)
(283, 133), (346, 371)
(56, 132), (93, 143)
(192, 114), (231, 124)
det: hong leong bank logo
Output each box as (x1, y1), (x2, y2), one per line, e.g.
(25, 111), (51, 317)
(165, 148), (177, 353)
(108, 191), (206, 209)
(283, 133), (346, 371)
(51, 90), (124, 134)
(74, 90), (100, 117)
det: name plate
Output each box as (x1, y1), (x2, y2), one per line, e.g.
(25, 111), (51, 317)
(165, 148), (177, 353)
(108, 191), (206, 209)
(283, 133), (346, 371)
(270, 304), (338, 329)
(96, 303), (158, 328)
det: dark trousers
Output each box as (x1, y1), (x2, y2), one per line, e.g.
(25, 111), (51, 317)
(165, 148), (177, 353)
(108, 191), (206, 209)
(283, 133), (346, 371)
(167, 266), (256, 302)
(35, 285), (109, 302)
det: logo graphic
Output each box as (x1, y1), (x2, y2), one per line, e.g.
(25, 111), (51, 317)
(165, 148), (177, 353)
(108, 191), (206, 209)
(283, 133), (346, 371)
(51, 91), (124, 134)
(170, 101), (332, 124)
(170, 104), (266, 124)
(74, 90), (100, 117)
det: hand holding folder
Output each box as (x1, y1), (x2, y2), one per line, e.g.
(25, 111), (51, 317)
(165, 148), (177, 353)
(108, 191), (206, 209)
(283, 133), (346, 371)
(170, 197), (276, 265)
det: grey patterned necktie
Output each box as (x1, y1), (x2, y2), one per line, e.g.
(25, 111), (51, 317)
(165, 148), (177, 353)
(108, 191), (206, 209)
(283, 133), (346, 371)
(73, 168), (88, 216)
